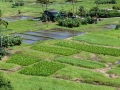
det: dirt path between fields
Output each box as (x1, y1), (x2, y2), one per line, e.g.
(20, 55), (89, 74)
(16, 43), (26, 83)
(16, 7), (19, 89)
(0, 66), (22, 74)
(93, 64), (119, 78)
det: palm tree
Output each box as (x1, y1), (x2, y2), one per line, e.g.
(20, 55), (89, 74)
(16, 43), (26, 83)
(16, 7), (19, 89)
(36, 0), (49, 11)
(0, 10), (8, 47)
(75, 0), (78, 14)
(67, 0), (77, 15)
(78, 6), (86, 17)
(45, 0), (49, 10)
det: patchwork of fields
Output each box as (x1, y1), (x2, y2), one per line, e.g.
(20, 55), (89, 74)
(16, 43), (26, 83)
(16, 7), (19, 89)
(0, 0), (120, 90)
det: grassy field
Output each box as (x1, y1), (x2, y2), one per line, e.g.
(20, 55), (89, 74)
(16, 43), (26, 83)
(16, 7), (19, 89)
(0, 0), (120, 90)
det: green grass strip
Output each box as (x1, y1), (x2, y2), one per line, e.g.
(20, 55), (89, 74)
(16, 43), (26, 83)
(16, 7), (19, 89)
(55, 57), (105, 69)
(55, 41), (120, 56)
(6, 54), (41, 66)
(19, 61), (65, 76)
(53, 66), (120, 87)
(0, 62), (18, 70)
(107, 66), (120, 76)
(31, 44), (79, 56)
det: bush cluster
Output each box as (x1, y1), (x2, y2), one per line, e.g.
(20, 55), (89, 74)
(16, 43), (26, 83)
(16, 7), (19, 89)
(95, 0), (116, 4)
(87, 7), (120, 18)
(0, 47), (5, 60)
(115, 21), (120, 30)
(58, 17), (96, 28)
(0, 35), (22, 48)
(112, 5), (120, 10)
(0, 73), (13, 90)
(0, 35), (22, 60)
(58, 18), (80, 28)
(12, 0), (24, 8)
(78, 6), (120, 18)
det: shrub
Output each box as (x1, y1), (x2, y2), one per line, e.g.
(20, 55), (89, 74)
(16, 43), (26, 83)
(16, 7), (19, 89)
(58, 18), (81, 28)
(0, 35), (22, 48)
(0, 73), (13, 90)
(115, 21), (120, 30)
(95, 0), (116, 4)
(87, 7), (120, 18)
(0, 47), (5, 60)
(112, 5), (120, 10)
(86, 17), (95, 24)
(80, 18), (87, 25)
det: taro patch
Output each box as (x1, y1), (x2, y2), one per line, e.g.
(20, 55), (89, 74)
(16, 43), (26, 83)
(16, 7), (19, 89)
(19, 61), (65, 76)
(6, 54), (40, 66)
(31, 44), (79, 56)
(55, 57), (106, 69)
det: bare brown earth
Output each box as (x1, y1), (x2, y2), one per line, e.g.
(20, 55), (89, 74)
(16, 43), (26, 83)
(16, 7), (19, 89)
(0, 66), (22, 74)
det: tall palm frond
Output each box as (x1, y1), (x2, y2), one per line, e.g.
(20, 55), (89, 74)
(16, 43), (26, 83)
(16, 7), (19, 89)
(0, 10), (8, 47)
(0, 10), (8, 28)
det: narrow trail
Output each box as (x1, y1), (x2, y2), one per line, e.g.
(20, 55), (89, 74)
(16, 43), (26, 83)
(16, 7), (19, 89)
(1, 56), (9, 61)
(93, 64), (119, 78)
(0, 66), (22, 74)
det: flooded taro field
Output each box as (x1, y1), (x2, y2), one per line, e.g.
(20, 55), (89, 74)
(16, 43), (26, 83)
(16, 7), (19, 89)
(12, 29), (84, 44)
(2, 15), (40, 22)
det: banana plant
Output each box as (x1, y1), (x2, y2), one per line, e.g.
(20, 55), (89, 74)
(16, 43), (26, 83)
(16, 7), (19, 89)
(0, 10), (8, 47)
(36, 0), (49, 11)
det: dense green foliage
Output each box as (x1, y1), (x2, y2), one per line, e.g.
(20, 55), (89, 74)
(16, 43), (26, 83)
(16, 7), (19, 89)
(0, 73), (13, 90)
(113, 5), (120, 10)
(20, 61), (65, 76)
(31, 44), (79, 56)
(0, 47), (5, 60)
(0, 35), (22, 60)
(0, 35), (22, 48)
(0, 0), (120, 90)
(12, 0), (24, 8)
(95, 0), (116, 4)
(55, 41), (120, 56)
(6, 54), (40, 66)
(55, 57), (106, 69)
(88, 7), (120, 18)
(58, 18), (81, 28)
(115, 21), (120, 30)
(58, 17), (95, 28)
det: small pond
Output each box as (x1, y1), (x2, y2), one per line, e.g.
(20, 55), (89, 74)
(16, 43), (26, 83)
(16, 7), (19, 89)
(12, 29), (84, 44)
(116, 60), (120, 65)
(2, 15), (40, 22)
(103, 24), (116, 30)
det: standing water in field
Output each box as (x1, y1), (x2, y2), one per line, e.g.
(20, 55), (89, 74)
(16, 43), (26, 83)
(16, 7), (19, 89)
(12, 29), (84, 44)
(2, 16), (40, 22)
(116, 60), (120, 64)
(104, 24), (116, 30)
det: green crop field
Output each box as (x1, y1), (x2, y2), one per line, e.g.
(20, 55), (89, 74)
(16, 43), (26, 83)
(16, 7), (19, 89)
(20, 61), (65, 76)
(0, 0), (120, 90)
(55, 41), (120, 56)
(6, 54), (41, 66)
(55, 57), (106, 69)
(107, 66), (120, 76)
(31, 44), (79, 56)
